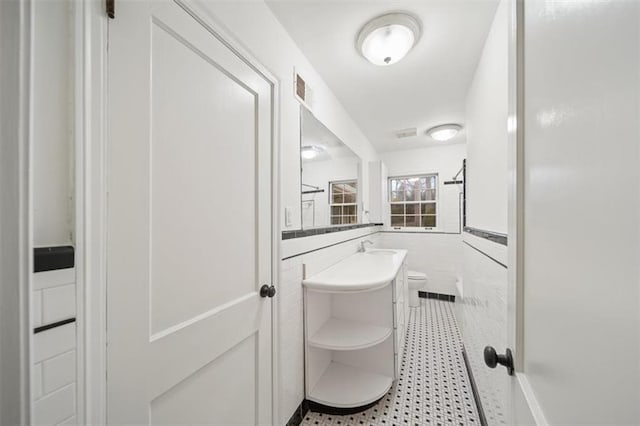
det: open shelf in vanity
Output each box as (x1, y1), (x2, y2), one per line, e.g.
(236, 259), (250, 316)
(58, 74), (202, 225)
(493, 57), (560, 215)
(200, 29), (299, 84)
(303, 249), (408, 411)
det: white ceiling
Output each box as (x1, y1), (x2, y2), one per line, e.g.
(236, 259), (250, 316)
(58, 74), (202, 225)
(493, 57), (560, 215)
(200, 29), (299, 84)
(266, 0), (499, 152)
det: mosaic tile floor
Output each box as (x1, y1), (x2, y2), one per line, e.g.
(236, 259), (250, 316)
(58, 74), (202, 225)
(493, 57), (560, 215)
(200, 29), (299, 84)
(302, 299), (480, 426)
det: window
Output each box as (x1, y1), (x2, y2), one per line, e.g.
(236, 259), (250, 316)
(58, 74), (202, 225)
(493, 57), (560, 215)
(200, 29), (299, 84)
(389, 175), (437, 228)
(330, 180), (358, 225)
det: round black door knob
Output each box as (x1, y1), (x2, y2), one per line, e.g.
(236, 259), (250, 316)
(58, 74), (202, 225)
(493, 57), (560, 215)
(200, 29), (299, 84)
(260, 284), (276, 298)
(484, 346), (514, 376)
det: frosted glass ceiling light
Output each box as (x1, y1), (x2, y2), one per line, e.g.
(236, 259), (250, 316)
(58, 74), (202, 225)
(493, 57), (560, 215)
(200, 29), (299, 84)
(427, 124), (462, 141)
(357, 13), (421, 66)
(301, 145), (324, 160)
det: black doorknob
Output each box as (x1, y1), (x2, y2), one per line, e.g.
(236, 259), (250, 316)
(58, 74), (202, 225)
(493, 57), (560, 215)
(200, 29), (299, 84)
(260, 284), (276, 298)
(484, 346), (514, 376)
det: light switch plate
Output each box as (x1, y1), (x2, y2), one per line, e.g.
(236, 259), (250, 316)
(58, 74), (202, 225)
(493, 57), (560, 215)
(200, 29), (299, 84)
(285, 207), (292, 227)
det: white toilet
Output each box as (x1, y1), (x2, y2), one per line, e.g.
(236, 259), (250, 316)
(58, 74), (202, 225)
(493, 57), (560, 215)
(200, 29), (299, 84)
(408, 270), (427, 307)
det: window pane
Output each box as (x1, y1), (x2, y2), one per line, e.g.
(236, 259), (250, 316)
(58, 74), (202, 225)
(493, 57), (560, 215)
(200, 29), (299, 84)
(390, 204), (404, 215)
(405, 215), (420, 227)
(426, 176), (436, 189)
(424, 188), (436, 200)
(331, 216), (341, 225)
(391, 191), (404, 202)
(343, 205), (356, 215)
(405, 204), (419, 215)
(343, 193), (356, 203)
(422, 215), (436, 227)
(405, 178), (419, 201)
(421, 203), (436, 215)
(331, 206), (342, 216)
(419, 177), (427, 200)
(346, 215), (357, 224)
(391, 216), (404, 227)
(344, 182), (357, 193)
(390, 179), (399, 192)
(332, 184), (344, 203)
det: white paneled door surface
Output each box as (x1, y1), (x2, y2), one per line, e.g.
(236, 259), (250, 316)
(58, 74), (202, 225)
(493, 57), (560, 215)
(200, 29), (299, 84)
(106, 1), (273, 424)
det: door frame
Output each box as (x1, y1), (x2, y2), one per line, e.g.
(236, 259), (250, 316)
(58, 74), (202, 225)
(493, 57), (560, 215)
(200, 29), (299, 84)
(506, 0), (548, 423)
(77, 1), (281, 423)
(0, 0), (33, 423)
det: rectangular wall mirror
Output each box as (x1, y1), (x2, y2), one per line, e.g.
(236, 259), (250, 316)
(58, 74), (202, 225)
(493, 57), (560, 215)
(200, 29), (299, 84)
(300, 107), (361, 229)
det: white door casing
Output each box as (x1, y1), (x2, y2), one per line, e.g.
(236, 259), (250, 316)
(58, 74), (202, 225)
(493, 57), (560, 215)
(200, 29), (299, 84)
(107, 1), (274, 424)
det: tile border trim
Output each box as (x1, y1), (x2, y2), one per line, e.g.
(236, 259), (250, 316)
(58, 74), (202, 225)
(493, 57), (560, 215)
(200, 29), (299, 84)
(33, 317), (76, 334)
(463, 226), (507, 246)
(463, 241), (507, 269)
(281, 231), (379, 261)
(462, 347), (488, 426)
(282, 223), (383, 240)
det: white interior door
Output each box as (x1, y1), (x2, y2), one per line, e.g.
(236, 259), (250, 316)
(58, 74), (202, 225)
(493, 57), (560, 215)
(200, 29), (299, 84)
(106, 1), (273, 424)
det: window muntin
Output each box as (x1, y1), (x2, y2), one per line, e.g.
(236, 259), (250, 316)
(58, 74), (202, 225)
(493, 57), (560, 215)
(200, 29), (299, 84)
(389, 175), (437, 228)
(330, 180), (358, 225)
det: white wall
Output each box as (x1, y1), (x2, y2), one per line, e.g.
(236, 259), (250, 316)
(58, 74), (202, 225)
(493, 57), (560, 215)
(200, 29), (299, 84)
(32, 269), (78, 425)
(33, 0), (74, 247)
(195, 0), (377, 232)
(464, 0), (508, 235)
(456, 233), (509, 425)
(456, 0), (510, 423)
(523, 1), (640, 423)
(377, 144), (466, 295)
(378, 232), (461, 296)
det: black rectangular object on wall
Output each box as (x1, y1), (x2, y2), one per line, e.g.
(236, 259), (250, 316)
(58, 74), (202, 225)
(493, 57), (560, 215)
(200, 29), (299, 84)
(34, 246), (75, 272)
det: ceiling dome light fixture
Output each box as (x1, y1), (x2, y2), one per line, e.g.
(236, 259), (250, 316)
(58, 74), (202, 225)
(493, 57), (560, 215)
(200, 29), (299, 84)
(427, 124), (463, 142)
(301, 145), (324, 160)
(356, 13), (422, 66)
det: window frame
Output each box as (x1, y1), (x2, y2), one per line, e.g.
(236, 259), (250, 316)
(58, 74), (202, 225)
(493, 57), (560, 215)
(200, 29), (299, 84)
(329, 179), (358, 225)
(388, 173), (439, 230)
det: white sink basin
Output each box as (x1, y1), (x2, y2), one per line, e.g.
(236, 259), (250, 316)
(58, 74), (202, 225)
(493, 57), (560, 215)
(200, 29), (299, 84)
(303, 249), (407, 293)
(365, 249), (397, 255)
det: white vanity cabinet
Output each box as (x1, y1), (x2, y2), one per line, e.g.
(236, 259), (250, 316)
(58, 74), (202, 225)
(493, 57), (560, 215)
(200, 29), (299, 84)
(302, 249), (408, 409)
(393, 261), (408, 378)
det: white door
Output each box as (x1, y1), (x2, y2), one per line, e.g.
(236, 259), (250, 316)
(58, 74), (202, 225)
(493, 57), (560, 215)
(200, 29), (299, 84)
(106, 1), (274, 424)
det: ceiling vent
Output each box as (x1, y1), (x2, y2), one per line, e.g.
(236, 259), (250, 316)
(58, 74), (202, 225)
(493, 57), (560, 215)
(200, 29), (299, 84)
(394, 127), (418, 139)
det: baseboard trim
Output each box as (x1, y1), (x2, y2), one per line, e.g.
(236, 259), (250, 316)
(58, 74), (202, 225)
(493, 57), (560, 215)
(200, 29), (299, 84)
(306, 398), (382, 416)
(418, 291), (456, 302)
(462, 347), (488, 426)
(286, 400), (309, 426)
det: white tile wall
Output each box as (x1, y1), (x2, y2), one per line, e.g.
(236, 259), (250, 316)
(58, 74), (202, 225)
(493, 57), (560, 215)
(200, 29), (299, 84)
(32, 268), (77, 426)
(42, 350), (76, 394)
(378, 232), (462, 296)
(33, 383), (76, 426)
(33, 363), (43, 400)
(455, 234), (508, 425)
(278, 230), (382, 425)
(33, 323), (76, 363)
(42, 283), (75, 324)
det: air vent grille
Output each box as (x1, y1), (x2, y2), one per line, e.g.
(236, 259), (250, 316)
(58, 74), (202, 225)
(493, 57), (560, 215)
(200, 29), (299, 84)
(395, 127), (418, 139)
(294, 71), (314, 108)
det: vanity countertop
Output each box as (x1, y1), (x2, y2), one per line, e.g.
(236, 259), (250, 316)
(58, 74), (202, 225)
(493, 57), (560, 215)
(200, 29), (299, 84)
(302, 249), (407, 293)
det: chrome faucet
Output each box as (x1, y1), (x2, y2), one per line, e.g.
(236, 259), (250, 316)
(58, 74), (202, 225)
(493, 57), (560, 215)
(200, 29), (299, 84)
(358, 240), (374, 252)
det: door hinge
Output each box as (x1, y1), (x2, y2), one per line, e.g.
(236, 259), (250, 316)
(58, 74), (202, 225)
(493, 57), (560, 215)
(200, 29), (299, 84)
(106, 0), (115, 19)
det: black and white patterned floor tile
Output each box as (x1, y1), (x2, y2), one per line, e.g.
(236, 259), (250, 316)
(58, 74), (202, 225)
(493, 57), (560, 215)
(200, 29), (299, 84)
(301, 299), (480, 426)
